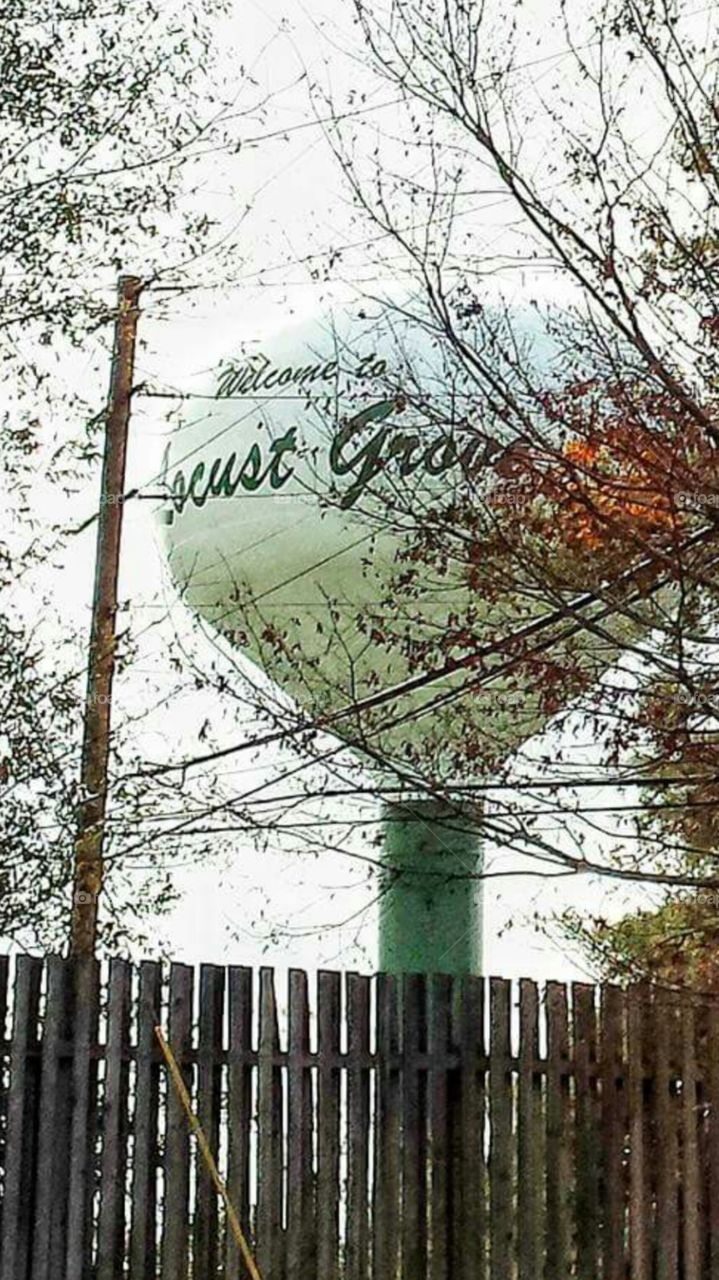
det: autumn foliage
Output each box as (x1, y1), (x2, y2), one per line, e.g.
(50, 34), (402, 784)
(491, 383), (719, 560)
(486, 380), (719, 991)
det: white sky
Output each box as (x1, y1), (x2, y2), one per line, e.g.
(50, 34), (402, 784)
(17, 0), (675, 979)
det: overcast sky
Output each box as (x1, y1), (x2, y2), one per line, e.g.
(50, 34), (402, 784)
(26, 0), (672, 981)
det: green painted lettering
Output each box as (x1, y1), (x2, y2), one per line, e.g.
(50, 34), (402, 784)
(171, 469), (187, 513)
(423, 435), (458, 474)
(212, 452), (240, 497)
(387, 432), (423, 476)
(186, 461), (207, 506)
(266, 429), (298, 488)
(330, 400), (396, 509)
(239, 442), (264, 490)
(217, 365), (241, 397)
(262, 366), (280, 390)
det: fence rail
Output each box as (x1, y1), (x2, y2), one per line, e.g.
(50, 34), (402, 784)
(0, 956), (717, 1279)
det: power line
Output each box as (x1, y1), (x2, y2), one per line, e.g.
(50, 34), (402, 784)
(142, 193), (531, 304)
(139, 0), (717, 302)
(138, 389), (524, 402)
(18, 2), (719, 558)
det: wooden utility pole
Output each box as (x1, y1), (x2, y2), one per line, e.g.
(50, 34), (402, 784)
(70, 275), (142, 957)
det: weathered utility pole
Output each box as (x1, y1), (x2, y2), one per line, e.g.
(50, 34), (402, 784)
(69, 275), (142, 957)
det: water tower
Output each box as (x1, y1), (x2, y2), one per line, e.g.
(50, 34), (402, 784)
(159, 296), (609, 974)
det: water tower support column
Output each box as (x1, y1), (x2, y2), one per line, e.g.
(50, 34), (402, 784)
(379, 799), (483, 976)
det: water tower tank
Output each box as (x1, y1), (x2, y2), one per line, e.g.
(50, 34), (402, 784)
(160, 296), (611, 973)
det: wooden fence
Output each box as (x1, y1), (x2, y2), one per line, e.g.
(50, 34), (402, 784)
(0, 956), (718, 1279)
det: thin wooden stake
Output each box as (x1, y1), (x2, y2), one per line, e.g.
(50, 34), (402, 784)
(154, 1025), (263, 1280)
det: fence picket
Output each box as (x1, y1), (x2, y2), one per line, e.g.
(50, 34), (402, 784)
(517, 979), (542, 1280)
(287, 968), (315, 1280)
(0, 953), (9, 1245)
(628, 987), (651, 1280)
(695, 998), (711, 1279)
(226, 965), (253, 1278)
(256, 967), (284, 1278)
(129, 961), (161, 1280)
(545, 981), (571, 1280)
(97, 960), (132, 1280)
(682, 1002), (701, 1280)
(373, 973), (400, 1280)
(0, 956), (42, 1280)
(600, 984), (626, 1280)
(161, 963), (194, 1280)
(573, 983), (601, 1280)
(32, 956), (74, 1280)
(65, 959), (100, 1280)
(489, 977), (513, 1280)
(345, 972), (371, 1280)
(656, 989), (680, 1280)
(708, 1003), (719, 1277)
(400, 973), (428, 1280)
(193, 965), (225, 1280)
(318, 970), (342, 1280)
(454, 975), (486, 1280)
(428, 973), (452, 1280)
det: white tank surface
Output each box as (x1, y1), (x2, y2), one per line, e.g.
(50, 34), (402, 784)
(159, 297), (619, 779)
